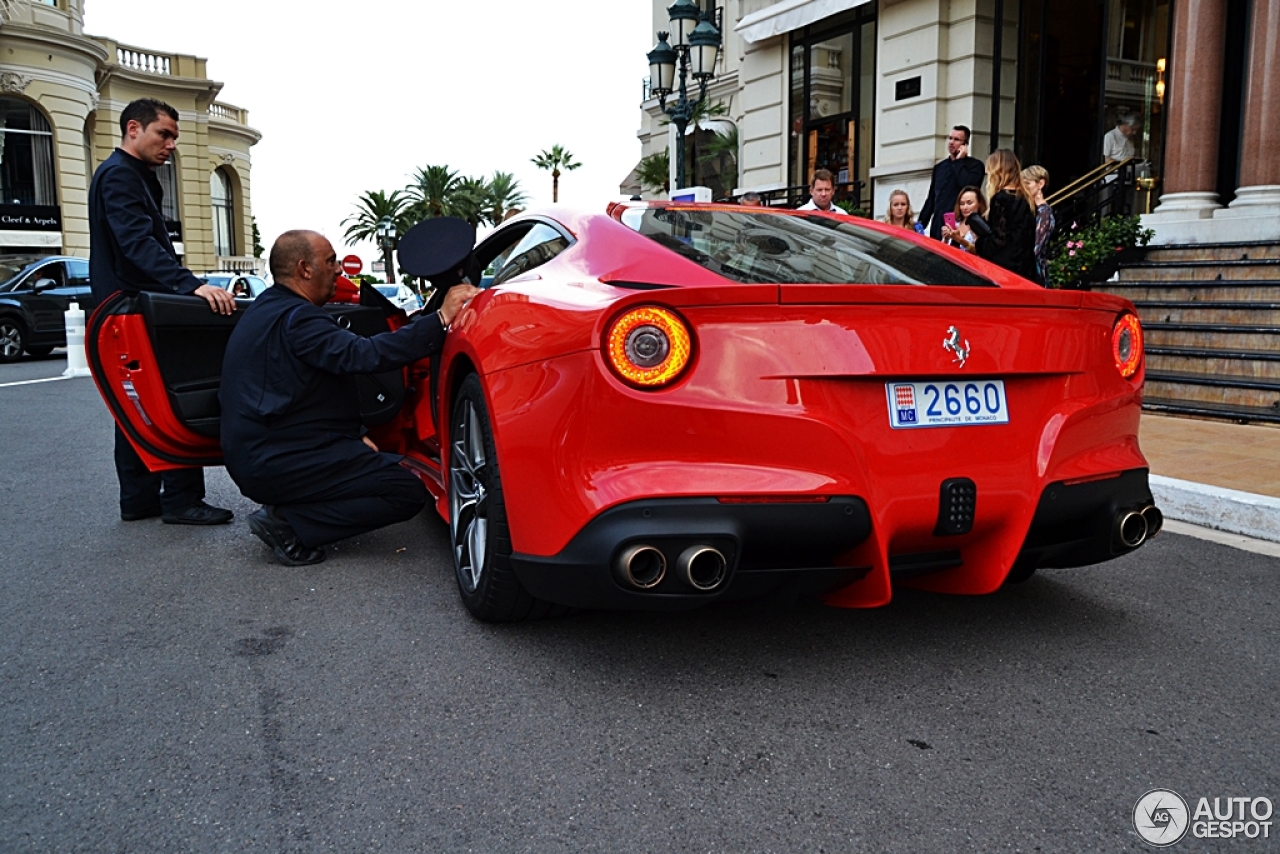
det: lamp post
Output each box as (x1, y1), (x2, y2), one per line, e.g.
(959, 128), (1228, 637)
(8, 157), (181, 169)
(376, 216), (397, 284)
(647, 0), (722, 190)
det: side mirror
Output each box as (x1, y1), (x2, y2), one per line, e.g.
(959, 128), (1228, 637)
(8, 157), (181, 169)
(32, 278), (58, 293)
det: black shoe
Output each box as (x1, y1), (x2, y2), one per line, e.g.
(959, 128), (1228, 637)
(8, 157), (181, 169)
(246, 507), (326, 566)
(121, 507), (162, 522)
(161, 500), (234, 526)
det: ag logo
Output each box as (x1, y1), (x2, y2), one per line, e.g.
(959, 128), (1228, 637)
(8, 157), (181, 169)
(1134, 789), (1190, 847)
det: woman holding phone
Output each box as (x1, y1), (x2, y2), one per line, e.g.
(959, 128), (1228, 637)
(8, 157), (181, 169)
(976, 149), (1039, 281)
(940, 186), (987, 252)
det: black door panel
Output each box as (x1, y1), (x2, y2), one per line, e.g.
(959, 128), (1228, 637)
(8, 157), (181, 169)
(137, 292), (407, 438)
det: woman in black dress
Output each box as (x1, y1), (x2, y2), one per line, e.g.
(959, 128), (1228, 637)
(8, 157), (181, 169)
(976, 149), (1039, 282)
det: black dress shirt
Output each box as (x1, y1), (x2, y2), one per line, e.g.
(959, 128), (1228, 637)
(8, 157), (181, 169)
(918, 155), (988, 240)
(89, 148), (203, 304)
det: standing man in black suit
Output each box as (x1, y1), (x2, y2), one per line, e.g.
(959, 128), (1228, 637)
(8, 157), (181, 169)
(89, 97), (236, 525)
(917, 125), (987, 240)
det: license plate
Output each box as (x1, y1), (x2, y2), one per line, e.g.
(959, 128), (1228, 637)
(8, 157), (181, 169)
(886, 380), (1010, 428)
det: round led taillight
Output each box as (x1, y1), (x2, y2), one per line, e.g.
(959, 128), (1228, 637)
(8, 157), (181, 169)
(1112, 313), (1143, 379)
(605, 306), (692, 388)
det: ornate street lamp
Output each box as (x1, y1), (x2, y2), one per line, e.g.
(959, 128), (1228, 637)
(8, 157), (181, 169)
(646, 1), (722, 190)
(376, 216), (397, 283)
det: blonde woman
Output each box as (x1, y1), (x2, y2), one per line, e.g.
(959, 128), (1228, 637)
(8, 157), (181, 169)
(881, 189), (916, 230)
(1022, 165), (1054, 285)
(977, 149), (1039, 281)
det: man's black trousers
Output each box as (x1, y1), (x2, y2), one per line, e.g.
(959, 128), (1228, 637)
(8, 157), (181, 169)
(114, 426), (206, 515)
(234, 443), (429, 548)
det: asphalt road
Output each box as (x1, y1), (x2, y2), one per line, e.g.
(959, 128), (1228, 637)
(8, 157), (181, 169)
(2, 354), (1278, 853)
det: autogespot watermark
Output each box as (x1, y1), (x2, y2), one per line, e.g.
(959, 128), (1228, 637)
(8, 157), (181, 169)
(1134, 789), (1274, 847)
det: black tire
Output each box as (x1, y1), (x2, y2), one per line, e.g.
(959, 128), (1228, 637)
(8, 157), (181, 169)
(448, 373), (568, 621)
(24, 344), (54, 358)
(0, 317), (25, 363)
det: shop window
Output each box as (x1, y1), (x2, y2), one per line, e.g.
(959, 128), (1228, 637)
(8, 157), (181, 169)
(156, 157), (179, 221)
(210, 168), (234, 256)
(0, 99), (57, 206)
(787, 10), (876, 210)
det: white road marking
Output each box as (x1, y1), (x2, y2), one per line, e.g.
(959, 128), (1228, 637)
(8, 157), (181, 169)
(0, 375), (73, 388)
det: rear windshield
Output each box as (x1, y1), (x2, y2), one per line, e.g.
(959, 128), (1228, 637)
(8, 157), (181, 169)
(619, 206), (995, 287)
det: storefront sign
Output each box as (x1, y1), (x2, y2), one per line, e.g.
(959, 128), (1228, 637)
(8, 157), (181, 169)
(0, 205), (61, 231)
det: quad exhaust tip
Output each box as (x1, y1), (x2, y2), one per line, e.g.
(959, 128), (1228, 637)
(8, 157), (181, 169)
(676, 546), (728, 592)
(614, 545), (666, 590)
(1117, 504), (1161, 550)
(1142, 505), (1163, 539)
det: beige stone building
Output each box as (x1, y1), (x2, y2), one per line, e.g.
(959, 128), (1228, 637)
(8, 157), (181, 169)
(635, 0), (1279, 245)
(0, 0), (260, 270)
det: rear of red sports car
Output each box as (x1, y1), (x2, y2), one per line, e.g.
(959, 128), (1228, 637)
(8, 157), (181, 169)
(439, 203), (1158, 618)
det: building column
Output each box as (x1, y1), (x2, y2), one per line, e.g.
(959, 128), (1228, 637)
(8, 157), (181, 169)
(1217, 0), (1280, 234)
(1148, 0), (1227, 220)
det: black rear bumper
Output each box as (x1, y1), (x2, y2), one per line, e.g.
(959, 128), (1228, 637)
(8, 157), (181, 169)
(511, 497), (873, 610)
(1014, 468), (1157, 570)
(511, 469), (1157, 610)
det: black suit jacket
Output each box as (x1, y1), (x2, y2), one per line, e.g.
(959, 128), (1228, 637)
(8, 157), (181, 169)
(918, 155), (988, 240)
(89, 148), (203, 304)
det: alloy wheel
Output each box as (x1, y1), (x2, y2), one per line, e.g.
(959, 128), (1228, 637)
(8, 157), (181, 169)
(0, 320), (24, 361)
(450, 398), (489, 592)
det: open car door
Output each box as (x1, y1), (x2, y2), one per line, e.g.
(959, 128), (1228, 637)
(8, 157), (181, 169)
(88, 287), (413, 472)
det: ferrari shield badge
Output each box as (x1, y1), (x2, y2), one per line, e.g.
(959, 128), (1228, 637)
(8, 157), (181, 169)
(943, 326), (970, 368)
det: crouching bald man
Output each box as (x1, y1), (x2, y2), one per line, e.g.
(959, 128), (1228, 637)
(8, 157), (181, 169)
(220, 230), (479, 566)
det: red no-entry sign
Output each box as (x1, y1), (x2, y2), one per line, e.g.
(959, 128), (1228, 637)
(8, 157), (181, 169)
(341, 254), (363, 276)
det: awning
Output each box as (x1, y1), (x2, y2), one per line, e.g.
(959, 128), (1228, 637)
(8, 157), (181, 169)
(735, 0), (872, 44)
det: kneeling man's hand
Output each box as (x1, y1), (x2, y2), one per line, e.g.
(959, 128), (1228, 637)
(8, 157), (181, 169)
(439, 284), (482, 327)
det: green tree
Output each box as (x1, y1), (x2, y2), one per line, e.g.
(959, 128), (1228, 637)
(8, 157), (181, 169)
(250, 216), (264, 258)
(451, 176), (491, 228)
(531, 144), (581, 203)
(699, 124), (738, 196)
(341, 189), (411, 246)
(484, 171), (528, 225)
(405, 165), (464, 221)
(636, 150), (670, 195)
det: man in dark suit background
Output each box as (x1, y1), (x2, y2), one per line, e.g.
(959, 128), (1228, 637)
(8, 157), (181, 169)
(89, 97), (236, 526)
(917, 125), (987, 240)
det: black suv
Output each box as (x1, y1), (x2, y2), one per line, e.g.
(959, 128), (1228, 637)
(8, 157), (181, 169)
(0, 255), (94, 362)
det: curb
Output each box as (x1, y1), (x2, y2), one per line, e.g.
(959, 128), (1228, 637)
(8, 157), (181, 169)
(1150, 475), (1280, 544)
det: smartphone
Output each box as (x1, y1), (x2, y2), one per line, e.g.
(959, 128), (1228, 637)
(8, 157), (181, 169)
(943, 212), (957, 229)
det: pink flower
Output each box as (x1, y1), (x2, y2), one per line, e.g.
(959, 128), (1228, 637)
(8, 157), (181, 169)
(1069, 250), (1076, 256)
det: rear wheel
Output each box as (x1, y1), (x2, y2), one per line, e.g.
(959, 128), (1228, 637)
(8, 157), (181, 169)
(449, 373), (566, 621)
(0, 318), (25, 362)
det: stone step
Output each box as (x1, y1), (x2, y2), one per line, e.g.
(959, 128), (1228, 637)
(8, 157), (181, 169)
(1117, 259), (1280, 282)
(1099, 282), (1280, 302)
(1144, 242), (1280, 263)
(1143, 396), (1280, 424)
(1145, 325), (1280, 353)
(1133, 302), (1280, 326)
(1145, 371), (1280, 411)
(1146, 346), (1280, 380)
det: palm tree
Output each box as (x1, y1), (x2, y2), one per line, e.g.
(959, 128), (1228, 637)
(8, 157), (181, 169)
(405, 165), (463, 221)
(341, 189), (410, 246)
(636, 150), (670, 195)
(531, 145), (581, 203)
(451, 176), (491, 229)
(484, 171), (528, 225)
